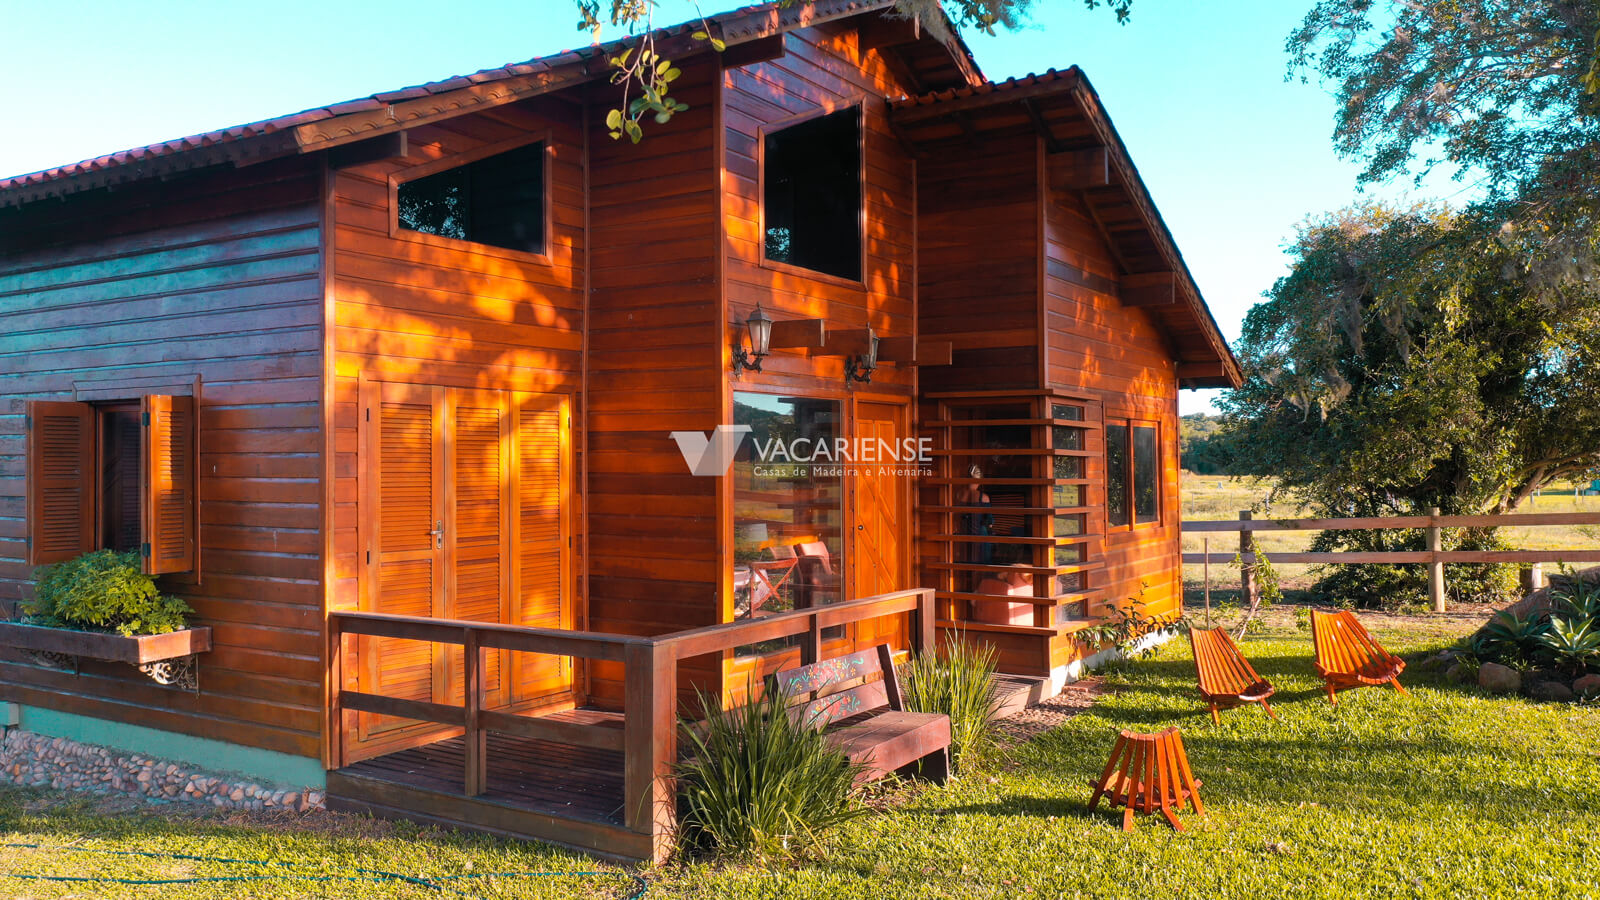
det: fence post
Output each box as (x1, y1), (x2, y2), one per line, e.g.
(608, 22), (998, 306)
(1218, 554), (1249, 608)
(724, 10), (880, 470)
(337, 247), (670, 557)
(624, 641), (676, 863)
(1521, 564), (1545, 594)
(1239, 511), (1257, 607)
(463, 628), (486, 797)
(1427, 507), (1446, 613)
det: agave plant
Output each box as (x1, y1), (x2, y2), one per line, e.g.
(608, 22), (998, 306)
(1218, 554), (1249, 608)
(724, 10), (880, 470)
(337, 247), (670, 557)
(1470, 611), (1551, 667)
(1540, 616), (1600, 677)
(674, 686), (865, 860)
(1552, 578), (1600, 627)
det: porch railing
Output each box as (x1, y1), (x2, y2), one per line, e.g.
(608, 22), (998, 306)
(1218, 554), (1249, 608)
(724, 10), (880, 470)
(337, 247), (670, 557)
(327, 586), (935, 862)
(1183, 510), (1600, 612)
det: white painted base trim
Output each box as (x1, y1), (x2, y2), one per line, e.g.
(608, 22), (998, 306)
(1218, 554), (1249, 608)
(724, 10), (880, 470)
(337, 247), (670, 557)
(1046, 629), (1177, 692)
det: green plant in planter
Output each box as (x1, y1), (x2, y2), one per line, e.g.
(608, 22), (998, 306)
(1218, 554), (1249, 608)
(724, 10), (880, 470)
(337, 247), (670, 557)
(26, 550), (192, 637)
(1540, 617), (1600, 678)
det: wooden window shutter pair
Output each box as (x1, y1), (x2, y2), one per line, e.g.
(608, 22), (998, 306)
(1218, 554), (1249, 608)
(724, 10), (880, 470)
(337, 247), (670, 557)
(25, 396), (196, 574)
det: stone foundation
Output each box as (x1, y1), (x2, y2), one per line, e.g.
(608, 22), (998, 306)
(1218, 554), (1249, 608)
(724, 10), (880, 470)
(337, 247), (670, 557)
(0, 728), (324, 812)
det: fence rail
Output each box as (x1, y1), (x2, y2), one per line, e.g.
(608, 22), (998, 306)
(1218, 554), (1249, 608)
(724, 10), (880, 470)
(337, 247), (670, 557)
(1183, 510), (1600, 614)
(327, 587), (936, 863)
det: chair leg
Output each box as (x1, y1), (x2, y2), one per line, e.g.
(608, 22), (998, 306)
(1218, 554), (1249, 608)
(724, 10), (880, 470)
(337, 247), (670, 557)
(1390, 679), (1408, 696)
(1325, 684), (1338, 706)
(1259, 699), (1278, 720)
(1121, 807), (1135, 832)
(1209, 704), (1220, 725)
(1160, 806), (1186, 832)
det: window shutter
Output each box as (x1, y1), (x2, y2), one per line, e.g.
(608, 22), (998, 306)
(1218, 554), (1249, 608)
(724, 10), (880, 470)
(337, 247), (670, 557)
(25, 401), (95, 566)
(142, 394), (196, 574)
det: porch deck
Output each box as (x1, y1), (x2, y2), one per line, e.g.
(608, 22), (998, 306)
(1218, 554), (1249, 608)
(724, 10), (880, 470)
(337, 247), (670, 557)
(327, 671), (1052, 858)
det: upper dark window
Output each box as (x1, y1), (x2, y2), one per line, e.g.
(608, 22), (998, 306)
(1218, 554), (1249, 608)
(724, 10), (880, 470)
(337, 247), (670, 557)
(763, 108), (862, 281)
(397, 141), (546, 254)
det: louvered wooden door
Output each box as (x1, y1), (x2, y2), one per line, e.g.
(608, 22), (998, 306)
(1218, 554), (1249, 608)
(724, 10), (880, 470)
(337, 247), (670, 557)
(358, 382), (572, 745)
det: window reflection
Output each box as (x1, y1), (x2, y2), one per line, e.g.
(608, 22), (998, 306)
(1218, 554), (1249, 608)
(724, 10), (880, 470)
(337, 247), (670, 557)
(732, 392), (843, 657)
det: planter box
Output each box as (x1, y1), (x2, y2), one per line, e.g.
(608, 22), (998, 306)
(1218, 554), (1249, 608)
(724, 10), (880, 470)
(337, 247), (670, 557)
(0, 621), (211, 665)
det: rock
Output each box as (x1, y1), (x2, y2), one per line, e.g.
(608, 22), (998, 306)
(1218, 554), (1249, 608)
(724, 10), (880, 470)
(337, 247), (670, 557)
(1478, 662), (1522, 694)
(1574, 674), (1600, 697)
(1527, 681), (1575, 702)
(1445, 661), (1478, 684)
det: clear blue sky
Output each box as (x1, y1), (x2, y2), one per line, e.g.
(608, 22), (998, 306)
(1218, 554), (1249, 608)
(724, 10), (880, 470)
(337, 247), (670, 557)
(0, 0), (1448, 413)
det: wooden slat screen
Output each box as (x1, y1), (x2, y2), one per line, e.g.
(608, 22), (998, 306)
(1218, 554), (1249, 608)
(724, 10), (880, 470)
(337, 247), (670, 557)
(26, 401), (96, 566)
(513, 393), (569, 700)
(141, 394), (196, 574)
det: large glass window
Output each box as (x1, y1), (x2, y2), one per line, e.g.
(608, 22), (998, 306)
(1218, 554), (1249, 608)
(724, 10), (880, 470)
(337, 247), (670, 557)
(763, 108), (862, 280)
(732, 392), (844, 656)
(397, 141), (546, 253)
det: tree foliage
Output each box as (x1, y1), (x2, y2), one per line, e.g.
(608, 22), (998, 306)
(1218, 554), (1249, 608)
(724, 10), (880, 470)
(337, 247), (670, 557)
(1179, 413), (1235, 475)
(575, 0), (1134, 142)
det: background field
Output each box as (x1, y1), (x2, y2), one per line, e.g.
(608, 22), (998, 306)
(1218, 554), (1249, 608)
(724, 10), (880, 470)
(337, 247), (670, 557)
(1179, 474), (1600, 599)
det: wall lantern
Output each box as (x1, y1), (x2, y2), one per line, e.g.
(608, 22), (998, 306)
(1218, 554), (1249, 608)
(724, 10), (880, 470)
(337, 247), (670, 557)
(731, 303), (773, 373)
(846, 327), (880, 385)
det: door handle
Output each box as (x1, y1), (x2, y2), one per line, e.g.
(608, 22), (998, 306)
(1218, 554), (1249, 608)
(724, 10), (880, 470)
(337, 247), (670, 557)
(427, 520), (444, 549)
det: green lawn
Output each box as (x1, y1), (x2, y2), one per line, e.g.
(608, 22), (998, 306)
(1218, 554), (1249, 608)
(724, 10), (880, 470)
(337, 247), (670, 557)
(4, 613), (1598, 899)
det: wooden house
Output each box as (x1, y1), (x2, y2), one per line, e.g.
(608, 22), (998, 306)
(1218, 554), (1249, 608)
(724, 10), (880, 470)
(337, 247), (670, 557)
(0, 0), (1238, 861)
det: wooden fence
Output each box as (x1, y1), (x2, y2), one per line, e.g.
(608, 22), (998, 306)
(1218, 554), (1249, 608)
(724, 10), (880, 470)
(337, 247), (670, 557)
(1183, 510), (1600, 613)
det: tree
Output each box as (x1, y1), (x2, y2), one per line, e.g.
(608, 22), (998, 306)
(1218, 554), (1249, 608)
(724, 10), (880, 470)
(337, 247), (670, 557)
(1221, 202), (1600, 606)
(576, 0), (1135, 142)
(1179, 413), (1235, 475)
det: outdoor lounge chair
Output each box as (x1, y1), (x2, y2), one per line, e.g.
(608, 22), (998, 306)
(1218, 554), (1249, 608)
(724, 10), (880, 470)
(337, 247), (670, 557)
(1188, 626), (1276, 724)
(1310, 609), (1407, 705)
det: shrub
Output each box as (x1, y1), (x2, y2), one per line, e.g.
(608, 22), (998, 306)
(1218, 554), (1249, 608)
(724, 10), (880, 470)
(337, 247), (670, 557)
(1541, 617), (1600, 677)
(901, 637), (998, 773)
(1470, 611), (1551, 668)
(675, 686), (864, 860)
(26, 550), (192, 636)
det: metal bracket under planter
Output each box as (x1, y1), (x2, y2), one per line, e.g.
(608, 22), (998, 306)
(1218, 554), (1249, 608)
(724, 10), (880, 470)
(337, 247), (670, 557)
(0, 622), (211, 693)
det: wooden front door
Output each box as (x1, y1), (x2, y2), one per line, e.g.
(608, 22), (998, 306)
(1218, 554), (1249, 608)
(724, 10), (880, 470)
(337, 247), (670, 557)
(851, 399), (910, 645)
(358, 382), (572, 746)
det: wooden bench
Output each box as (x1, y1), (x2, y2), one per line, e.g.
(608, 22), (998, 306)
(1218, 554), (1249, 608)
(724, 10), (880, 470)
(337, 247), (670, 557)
(774, 644), (951, 784)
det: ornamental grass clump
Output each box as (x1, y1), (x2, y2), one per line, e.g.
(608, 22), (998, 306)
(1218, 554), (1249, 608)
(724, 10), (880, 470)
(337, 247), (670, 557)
(901, 638), (999, 773)
(675, 686), (864, 860)
(26, 550), (192, 636)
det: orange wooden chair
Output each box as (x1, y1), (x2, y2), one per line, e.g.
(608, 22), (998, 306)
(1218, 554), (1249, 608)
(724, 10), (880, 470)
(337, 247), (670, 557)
(1310, 609), (1407, 705)
(1188, 627), (1276, 724)
(1087, 727), (1204, 832)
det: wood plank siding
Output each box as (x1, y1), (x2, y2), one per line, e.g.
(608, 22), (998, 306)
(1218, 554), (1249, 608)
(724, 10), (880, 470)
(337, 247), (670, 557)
(329, 97), (587, 757)
(585, 60), (725, 708)
(1042, 184), (1182, 627)
(0, 158), (327, 759)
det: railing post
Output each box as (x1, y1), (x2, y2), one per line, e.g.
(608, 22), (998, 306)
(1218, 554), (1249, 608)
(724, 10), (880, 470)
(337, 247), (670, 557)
(914, 588), (935, 655)
(326, 613), (345, 770)
(1427, 507), (1446, 613)
(624, 641), (676, 863)
(1239, 511), (1257, 607)
(801, 610), (822, 666)
(463, 628), (486, 797)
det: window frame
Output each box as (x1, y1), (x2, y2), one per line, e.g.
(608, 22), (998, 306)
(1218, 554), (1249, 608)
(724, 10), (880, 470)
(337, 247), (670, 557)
(1105, 417), (1163, 531)
(756, 99), (868, 288)
(25, 392), (199, 576)
(387, 131), (554, 262)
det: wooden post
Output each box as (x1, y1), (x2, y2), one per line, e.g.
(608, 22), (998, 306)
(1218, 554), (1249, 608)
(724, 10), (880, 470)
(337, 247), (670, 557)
(1520, 563), (1545, 594)
(325, 615), (345, 770)
(914, 588), (935, 655)
(801, 610), (822, 666)
(1202, 537), (1211, 627)
(1427, 507), (1446, 613)
(463, 628), (486, 797)
(624, 641), (676, 863)
(1239, 511), (1257, 608)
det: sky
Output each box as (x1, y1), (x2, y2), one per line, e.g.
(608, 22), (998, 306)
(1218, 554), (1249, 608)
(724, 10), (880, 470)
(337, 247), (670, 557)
(0, 0), (1453, 414)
